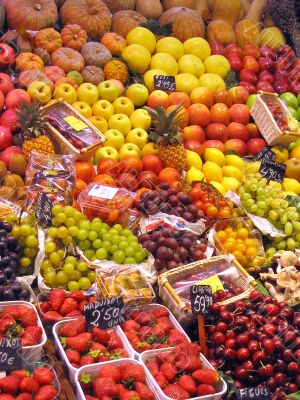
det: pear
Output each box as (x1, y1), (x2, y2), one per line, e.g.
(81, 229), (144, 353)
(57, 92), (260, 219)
(285, 158), (300, 181)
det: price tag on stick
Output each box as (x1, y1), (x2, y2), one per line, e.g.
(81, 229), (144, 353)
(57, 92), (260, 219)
(84, 296), (125, 330)
(154, 75), (176, 92)
(259, 161), (286, 183)
(0, 339), (22, 371)
(236, 386), (272, 400)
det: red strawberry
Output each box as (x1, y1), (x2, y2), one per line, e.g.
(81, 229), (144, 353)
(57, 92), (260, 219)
(98, 354), (110, 362)
(155, 372), (168, 389)
(93, 377), (118, 397)
(99, 365), (121, 382)
(65, 334), (91, 354)
(11, 370), (29, 379)
(122, 320), (140, 332)
(145, 360), (159, 377)
(49, 288), (66, 311)
(0, 375), (21, 394)
(0, 395), (15, 400)
(178, 375), (197, 395)
(176, 355), (202, 372)
(156, 317), (172, 332)
(59, 318), (86, 337)
(160, 363), (177, 382)
(20, 377), (39, 394)
(85, 396), (99, 400)
(0, 316), (16, 334)
(79, 373), (93, 391)
(65, 310), (82, 317)
(192, 369), (219, 385)
(132, 311), (153, 325)
(43, 311), (62, 323)
(79, 300), (89, 314)
(70, 290), (85, 302)
(120, 363), (145, 383)
(80, 354), (96, 366)
(35, 385), (58, 400)
(90, 342), (106, 352)
(168, 329), (188, 346)
(19, 309), (37, 328)
(59, 298), (78, 316)
(92, 327), (109, 344)
(196, 384), (216, 395)
(16, 394), (33, 400)
(139, 326), (152, 341)
(33, 368), (54, 386)
(163, 384), (189, 399)
(21, 326), (42, 346)
(151, 323), (167, 339)
(156, 352), (175, 366)
(135, 382), (155, 400)
(125, 330), (140, 343)
(2, 305), (19, 318)
(39, 302), (51, 314)
(172, 343), (200, 358)
(66, 349), (81, 364)
(107, 331), (122, 350)
(133, 341), (152, 353)
(120, 390), (141, 400)
(113, 348), (128, 358)
(89, 296), (97, 303)
(152, 307), (169, 319)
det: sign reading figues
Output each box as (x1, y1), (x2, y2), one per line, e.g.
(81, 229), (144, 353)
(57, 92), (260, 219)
(84, 296), (125, 330)
(0, 338), (22, 370)
(236, 386), (272, 400)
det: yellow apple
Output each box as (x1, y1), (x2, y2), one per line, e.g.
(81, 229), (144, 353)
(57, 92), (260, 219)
(92, 100), (114, 120)
(77, 83), (99, 105)
(130, 109), (151, 130)
(97, 80), (119, 102)
(104, 129), (125, 150)
(204, 55), (231, 79)
(126, 128), (149, 149)
(88, 115), (108, 133)
(113, 97), (134, 116)
(108, 113), (131, 135)
(186, 150), (202, 170)
(198, 73), (226, 92)
(126, 27), (156, 54)
(119, 143), (141, 160)
(122, 44), (151, 74)
(142, 142), (158, 156)
(108, 79), (124, 96)
(150, 53), (178, 76)
(178, 55), (205, 78)
(27, 81), (52, 104)
(156, 37), (184, 60)
(72, 101), (92, 118)
(175, 73), (200, 95)
(125, 84), (149, 107)
(53, 83), (77, 104)
(94, 146), (119, 164)
(184, 37), (211, 61)
(143, 69), (168, 92)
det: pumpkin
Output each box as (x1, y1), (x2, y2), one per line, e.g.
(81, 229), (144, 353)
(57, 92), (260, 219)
(102, 0), (135, 13)
(0, 30), (32, 53)
(162, 0), (194, 9)
(100, 32), (127, 55)
(235, 0), (266, 47)
(51, 47), (85, 72)
(159, 7), (205, 42)
(34, 28), (62, 54)
(60, 0), (111, 38)
(18, 69), (54, 90)
(4, 0), (58, 31)
(43, 65), (65, 83)
(61, 24), (88, 50)
(111, 10), (147, 38)
(81, 42), (112, 68)
(34, 47), (50, 64)
(81, 66), (105, 85)
(103, 60), (128, 84)
(15, 52), (44, 72)
(211, 0), (240, 26)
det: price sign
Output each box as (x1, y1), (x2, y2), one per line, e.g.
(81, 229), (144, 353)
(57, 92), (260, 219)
(35, 193), (54, 227)
(190, 285), (213, 315)
(154, 75), (176, 92)
(254, 147), (275, 163)
(236, 387), (272, 400)
(259, 161), (286, 183)
(0, 339), (22, 371)
(84, 296), (125, 330)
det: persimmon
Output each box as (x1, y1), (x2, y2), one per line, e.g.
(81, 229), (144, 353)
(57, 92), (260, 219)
(75, 161), (96, 184)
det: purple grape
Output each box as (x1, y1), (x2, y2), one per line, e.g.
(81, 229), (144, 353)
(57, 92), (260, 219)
(159, 190), (169, 201)
(187, 204), (199, 216)
(138, 234), (150, 244)
(178, 247), (189, 261)
(2, 288), (15, 301)
(159, 182), (169, 190)
(154, 259), (166, 271)
(178, 192), (191, 205)
(167, 188), (178, 196)
(179, 237), (193, 249)
(166, 261), (179, 270)
(19, 289), (30, 300)
(146, 241), (158, 254)
(169, 195), (179, 207)
(3, 267), (14, 278)
(160, 203), (172, 213)
(164, 238), (178, 250)
(182, 211), (194, 222)
(11, 282), (23, 296)
(157, 246), (172, 260)
(0, 273), (7, 286)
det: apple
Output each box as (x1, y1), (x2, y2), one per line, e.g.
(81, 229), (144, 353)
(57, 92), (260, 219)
(210, 41), (226, 56)
(285, 158), (300, 181)
(0, 89), (4, 112)
(125, 83), (149, 107)
(113, 96), (134, 116)
(182, 125), (206, 142)
(130, 109), (151, 130)
(104, 129), (125, 150)
(202, 140), (225, 153)
(137, 170), (159, 189)
(0, 73), (14, 95)
(243, 56), (259, 74)
(94, 146), (119, 164)
(239, 81), (257, 95)
(72, 101), (92, 118)
(258, 57), (274, 71)
(142, 142), (158, 156)
(258, 70), (274, 84)
(184, 140), (203, 155)
(188, 104), (211, 127)
(88, 115), (108, 133)
(247, 138), (267, 155)
(92, 100), (114, 120)
(108, 79), (124, 96)
(97, 80), (119, 102)
(246, 123), (260, 138)
(240, 69), (258, 85)
(126, 128), (149, 149)
(119, 143), (141, 160)
(117, 173), (138, 191)
(108, 114), (131, 135)
(27, 81), (52, 104)
(142, 154), (163, 175)
(224, 139), (248, 156)
(246, 94), (257, 109)
(0, 146), (22, 167)
(0, 110), (18, 132)
(229, 104), (250, 125)
(225, 44), (243, 58)
(227, 53), (243, 72)
(0, 126), (12, 150)
(280, 92), (299, 109)
(227, 122), (249, 142)
(169, 92), (190, 109)
(189, 87), (213, 108)
(54, 83), (77, 104)
(260, 46), (276, 60)
(213, 90), (233, 107)
(229, 86), (249, 104)
(206, 123), (228, 142)
(0, 44), (15, 70)
(274, 79), (291, 95)
(147, 90), (169, 109)
(77, 83), (99, 105)
(5, 89), (30, 110)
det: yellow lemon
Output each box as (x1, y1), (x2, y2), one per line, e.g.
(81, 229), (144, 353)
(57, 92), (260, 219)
(202, 161), (223, 182)
(126, 27), (156, 54)
(225, 154), (244, 170)
(178, 54), (205, 78)
(282, 178), (300, 195)
(204, 55), (231, 79)
(156, 37), (184, 60)
(223, 165), (244, 182)
(175, 73), (200, 95)
(210, 181), (226, 196)
(204, 148), (225, 167)
(122, 44), (151, 74)
(186, 150), (203, 170)
(143, 69), (168, 92)
(198, 73), (226, 92)
(186, 166), (205, 185)
(184, 37), (211, 61)
(150, 53), (178, 76)
(221, 177), (240, 192)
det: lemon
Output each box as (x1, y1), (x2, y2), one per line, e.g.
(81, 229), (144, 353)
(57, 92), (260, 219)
(223, 165), (244, 182)
(198, 73), (226, 92)
(282, 178), (300, 195)
(204, 55), (231, 79)
(143, 69), (167, 92)
(210, 181), (226, 196)
(186, 167), (205, 185)
(150, 53), (178, 76)
(184, 37), (211, 61)
(221, 177), (240, 192)
(156, 37), (184, 60)
(202, 161), (223, 182)
(204, 148), (225, 167)
(126, 27), (156, 54)
(122, 44), (151, 74)
(175, 73), (200, 95)
(186, 150), (202, 170)
(225, 154), (244, 170)
(178, 55), (205, 78)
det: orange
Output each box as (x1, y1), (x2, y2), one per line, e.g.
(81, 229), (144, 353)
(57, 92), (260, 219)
(158, 167), (181, 184)
(216, 230), (227, 243)
(245, 246), (258, 258)
(224, 227), (234, 236)
(223, 241), (235, 253)
(236, 243), (246, 254)
(245, 238), (258, 248)
(75, 161), (96, 184)
(237, 228), (249, 240)
(232, 250), (243, 260)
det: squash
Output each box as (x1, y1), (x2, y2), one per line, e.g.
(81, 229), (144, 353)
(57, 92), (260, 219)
(18, 70), (54, 90)
(135, 0), (163, 19)
(111, 10), (146, 38)
(61, 24), (88, 51)
(102, 0), (135, 13)
(15, 52), (44, 72)
(100, 32), (127, 56)
(81, 42), (112, 68)
(103, 60), (128, 84)
(207, 20), (236, 45)
(43, 66), (65, 83)
(159, 7), (205, 42)
(4, 0), (58, 31)
(60, 0), (111, 39)
(51, 47), (85, 72)
(0, 30), (32, 53)
(81, 66), (105, 85)
(235, 0), (266, 47)
(34, 47), (50, 64)
(34, 28), (62, 54)
(211, 0), (240, 26)
(162, 0), (194, 9)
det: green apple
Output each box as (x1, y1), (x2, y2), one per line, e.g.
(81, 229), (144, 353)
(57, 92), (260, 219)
(77, 83), (99, 105)
(125, 83), (149, 107)
(287, 106), (298, 119)
(246, 94), (257, 109)
(94, 146), (119, 164)
(119, 143), (141, 160)
(72, 101), (92, 118)
(108, 113), (131, 135)
(280, 92), (298, 109)
(104, 129), (125, 150)
(97, 80), (119, 102)
(130, 109), (152, 130)
(126, 128), (149, 149)
(113, 97), (135, 116)
(53, 83), (77, 104)
(92, 100), (114, 120)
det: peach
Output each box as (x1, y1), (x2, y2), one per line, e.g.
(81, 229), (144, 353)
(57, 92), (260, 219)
(229, 86), (249, 104)
(181, 125), (206, 142)
(188, 103), (211, 127)
(189, 86), (213, 108)
(147, 90), (170, 109)
(169, 91), (190, 109)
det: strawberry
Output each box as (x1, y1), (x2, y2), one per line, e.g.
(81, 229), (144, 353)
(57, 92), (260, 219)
(98, 354), (110, 362)
(90, 342), (106, 352)
(172, 343), (200, 358)
(89, 296), (97, 303)
(156, 317), (173, 332)
(120, 363), (145, 383)
(112, 348), (128, 358)
(65, 334), (91, 354)
(19, 309), (37, 328)
(59, 298), (78, 316)
(192, 369), (219, 385)
(93, 377), (118, 397)
(125, 330), (140, 342)
(122, 320), (140, 332)
(16, 394), (33, 400)
(196, 384), (216, 395)
(43, 311), (62, 323)
(70, 290), (85, 302)
(133, 342), (152, 353)
(80, 354), (96, 366)
(92, 327), (109, 344)
(0, 375), (21, 394)
(145, 360), (159, 377)
(99, 365), (121, 382)
(2, 305), (19, 318)
(178, 375), (197, 395)
(85, 396), (99, 400)
(79, 373), (93, 391)
(120, 390), (141, 400)
(107, 331), (122, 350)
(0, 316), (16, 334)
(168, 329), (188, 346)
(66, 349), (81, 364)
(65, 310), (82, 317)
(59, 318), (86, 337)
(139, 326), (152, 341)
(79, 300), (89, 314)
(175, 355), (202, 373)
(33, 368), (54, 386)
(0, 395), (15, 400)
(11, 370), (29, 379)
(163, 384), (190, 399)
(156, 352), (175, 366)
(152, 307), (169, 319)
(20, 377), (40, 394)
(160, 363), (177, 382)
(155, 372), (168, 389)
(151, 323), (167, 339)
(35, 385), (58, 400)
(135, 382), (155, 400)
(132, 311), (152, 325)
(21, 326), (42, 346)
(49, 288), (66, 311)
(39, 302), (51, 314)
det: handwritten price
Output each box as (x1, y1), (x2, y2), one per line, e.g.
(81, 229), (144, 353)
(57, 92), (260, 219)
(190, 285), (213, 315)
(154, 75), (176, 92)
(90, 306), (125, 328)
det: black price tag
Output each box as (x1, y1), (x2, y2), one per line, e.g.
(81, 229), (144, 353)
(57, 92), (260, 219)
(190, 285), (213, 315)
(259, 161), (287, 183)
(154, 75), (176, 92)
(35, 193), (54, 227)
(0, 338), (22, 371)
(236, 387), (272, 400)
(84, 296), (125, 330)
(254, 147), (275, 163)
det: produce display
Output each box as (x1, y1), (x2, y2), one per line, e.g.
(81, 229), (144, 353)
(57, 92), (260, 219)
(0, 0), (300, 399)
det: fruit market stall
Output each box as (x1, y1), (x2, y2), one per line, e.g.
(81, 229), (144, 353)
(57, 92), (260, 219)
(0, 0), (300, 399)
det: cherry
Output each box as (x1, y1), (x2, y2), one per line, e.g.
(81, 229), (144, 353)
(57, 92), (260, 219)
(209, 360), (218, 369)
(248, 328), (258, 340)
(280, 307), (293, 320)
(211, 332), (226, 345)
(275, 360), (287, 372)
(207, 326), (216, 334)
(274, 372), (287, 386)
(226, 330), (236, 339)
(233, 301), (245, 313)
(295, 374), (300, 388)
(249, 290), (262, 302)
(258, 364), (273, 377)
(262, 338), (275, 354)
(252, 351), (267, 365)
(287, 383), (298, 394)
(294, 337), (300, 349)
(263, 323), (277, 337)
(216, 321), (228, 333)
(266, 377), (277, 390)
(242, 360), (254, 370)
(252, 314), (265, 327)
(294, 349), (300, 359)
(235, 315), (250, 326)
(244, 301), (254, 311)
(221, 311), (234, 324)
(265, 303), (280, 316)
(284, 329), (297, 345)
(236, 333), (250, 347)
(283, 349), (294, 362)
(274, 338), (284, 352)
(225, 339), (236, 349)
(236, 347), (250, 361)
(222, 348), (236, 360)
(248, 340), (260, 354)
(287, 361), (300, 375)
(234, 366), (249, 382)
(263, 295), (274, 303)
(209, 303), (221, 315)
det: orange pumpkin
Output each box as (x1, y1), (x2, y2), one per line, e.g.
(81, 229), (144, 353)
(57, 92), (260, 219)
(100, 32), (127, 56)
(43, 66), (66, 83)
(61, 24), (88, 50)
(34, 28), (63, 54)
(103, 60), (128, 84)
(15, 52), (44, 72)
(51, 47), (85, 72)
(18, 70), (54, 90)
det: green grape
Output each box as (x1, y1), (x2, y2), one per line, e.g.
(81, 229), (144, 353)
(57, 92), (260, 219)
(87, 271), (96, 283)
(134, 251), (144, 263)
(51, 218), (60, 227)
(277, 240), (287, 250)
(88, 231), (97, 241)
(102, 241), (111, 252)
(20, 257), (31, 268)
(56, 271), (69, 284)
(63, 263), (75, 274)
(20, 224), (32, 236)
(92, 239), (102, 249)
(62, 236), (73, 246)
(57, 249), (65, 258)
(99, 228), (108, 238)
(96, 248), (107, 260)
(48, 227), (58, 239)
(90, 256), (96, 262)
(49, 252), (62, 265)
(109, 229), (119, 236)
(83, 249), (95, 260)
(44, 268), (57, 284)
(292, 221), (300, 233)
(65, 256), (77, 265)
(78, 277), (91, 290)
(92, 217), (102, 223)
(41, 259), (53, 271)
(57, 226), (69, 239)
(68, 226), (79, 237)
(102, 223), (109, 230)
(77, 229), (89, 241)
(111, 236), (121, 245)
(285, 222), (293, 236)
(130, 236), (138, 243)
(280, 200), (288, 208)
(241, 193), (252, 201)
(287, 237), (296, 250)
(23, 247), (36, 258)
(26, 235), (38, 248)
(77, 261), (88, 272)
(64, 206), (75, 217)
(103, 233), (112, 242)
(69, 270), (82, 280)
(45, 241), (56, 253)
(65, 217), (76, 227)
(78, 240), (90, 251)
(125, 246), (135, 257)
(68, 281), (80, 292)
(280, 214), (288, 225)
(131, 243), (141, 252)
(11, 226), (20, 237)
(140, 249), (148, 259)
(256, 201), (266, 208)
(56, 212), (67, 224)
(268, 210), (278, 221)
(79, 220), (90, 230)
(122, 229), (132, 237)
(118, 240), (128, 250)
(112, 224), (123, 233)
(266, 247), (276, 258)
(110, 244), (119, 254)
(250, 204), (258, 213)
(74, 211), (85, 221)
(124, 257), (136, 264)
(245, 199), (255, 208)
(113, 250), (125, 264)
(52, 205), (63, 216)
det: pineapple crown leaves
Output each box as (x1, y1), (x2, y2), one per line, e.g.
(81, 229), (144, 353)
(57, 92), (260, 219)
(16, 100), (48, 137)
(141, 19), (173, 37)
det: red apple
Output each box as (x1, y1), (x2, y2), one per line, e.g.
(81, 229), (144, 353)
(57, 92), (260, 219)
(240, 69), (258, 85)
(239, 81), (257, 94)
(289, 80), (300, 95)
(5, 89), (30, 110)
(225, 43), (243, 58)
(274, 70), (289, 81)
(0, 73), (14, 95)
(169, 92), (190, 109)
(188, 104), (211, 127)
(202, 140), (225, 153)
(0, 126), (12, 150)
(142, 154), (163, 175)
(184, 140), (203, 155)
(190, 87), (213, 108)
(206, 123), (228, 142)
(246, 123), (260, 138)
(227, 122), (249, 142)
(258, 57), (274, 71)
(227, 53), (243, 72)
(275, 56), (292, 72)
(229, 86), (249, 104)
(147, 90), (169, 109)
(213, 90), (233, 107)
(182, 125), (206, 142)
(0, 146), (22, 166)
(243, 56), (259, 74)
(0, 44), (15, 70)
(224, 139), (248, 156)
(260, 46), (276, 60)
(257, 81), (274, 93)
(277, 45), (295, 59)
(117, 173), (138, 191)
(229, 104), (250, 125)
(258, 70), (274, 83)
(0, 110), (18, 132)
(243, 45), (260, 59)
(274, 79), (290, 94)
(137, 171), (159, 189)
(247, 138), (267, 155)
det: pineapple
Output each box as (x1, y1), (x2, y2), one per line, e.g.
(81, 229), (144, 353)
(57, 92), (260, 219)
(146, 103), (186, 171)
(16, 101), (55, 159)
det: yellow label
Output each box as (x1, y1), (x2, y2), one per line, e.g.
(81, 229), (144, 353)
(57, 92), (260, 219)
(64, 116), (88, 132)
(196, 275), (224, 294)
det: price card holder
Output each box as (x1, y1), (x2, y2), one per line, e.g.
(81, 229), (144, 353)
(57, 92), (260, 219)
(35, 192), (54, 227)
(84, 296), (125, 330)
(254, 147), (275, 163)
(236, 387), (272, 400)
(259, 161), (286, 183)
(0, 338), (22, 371)
(154, 75), (176, 92)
